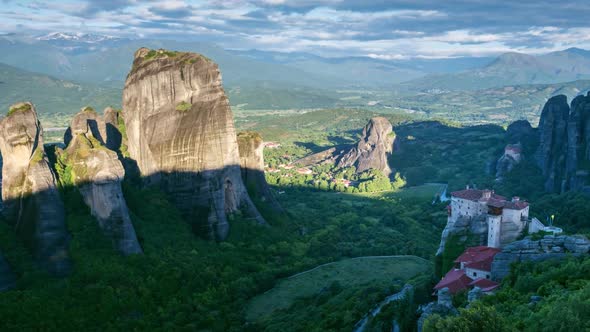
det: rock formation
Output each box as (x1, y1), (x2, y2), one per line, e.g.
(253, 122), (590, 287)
(535, 93), (590, 192)
(237, 132), (282, 211)
(337, 117), (395, 176)
(436, 214), (488, 255)
(536, 95), (570, 192)
(60, 108), (142, 255)
(491, 234), (590, 280)
(122, 48), (265, 240)
(296, 117), (395, 176)
(417, 287), (457, 332)
(0, 252), (16, 291)
(506, 120), (536, 145)
(0, 102), (71, 275)
(102, 107), (123, 152)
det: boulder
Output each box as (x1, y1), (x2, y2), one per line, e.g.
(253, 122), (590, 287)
(61, 109), (142, 255)
(122, 48), (265, 240)
(0, 102), (71, 275)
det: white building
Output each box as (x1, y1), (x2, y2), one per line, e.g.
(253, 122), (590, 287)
(448, 189), (529, 248)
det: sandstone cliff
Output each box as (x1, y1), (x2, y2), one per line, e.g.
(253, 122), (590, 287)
(122, 48), (265, 240)
(296, 117), (395, 176)
(491, 234), (590, 280)
(237, 132), (282, 212)
(536, 93), (590, 192)
(0, 102), (71, 275)
(60, 108), (142, 255)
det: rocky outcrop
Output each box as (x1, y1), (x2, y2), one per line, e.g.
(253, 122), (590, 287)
(337, 117), (395, 176)
(0, 252), (16, 291)
(536, 93), (590, 193)
(60, 108), (142, 255)
(122, 48), (265, 240)
(296, 117), (395, 176)
(436, 214), (488, 255)
(536, 95), (570, 192)
(102, 107), (123, 152)
(565, 94), (590, 192)
(0, 102), (71, 275)
(417, 287), (457, 332)
(491, 234), (590, 280)
(506, 120), (536, 145)
(237, 132), (282, 212)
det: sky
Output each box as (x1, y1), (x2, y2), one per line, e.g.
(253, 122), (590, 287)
(2, 0), (590, 59)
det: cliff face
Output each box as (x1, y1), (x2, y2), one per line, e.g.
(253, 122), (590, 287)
(237, 132), (282, 211)
(337, 117), (395, 176)
(0, 102), (71, 275)
(536, 95), (570, 192)
(491, 235), (590, 280)
(536, 93), (590, 192)
(61, 108), (142, 254)
(122, 48), (265, 240)
(296, 117), (395, 176)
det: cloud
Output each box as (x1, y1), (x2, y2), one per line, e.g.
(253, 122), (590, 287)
(2, 0), (590, 58)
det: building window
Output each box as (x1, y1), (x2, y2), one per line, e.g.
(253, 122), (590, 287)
(486, 274), (490, 279)
(473, 272), (476, 277)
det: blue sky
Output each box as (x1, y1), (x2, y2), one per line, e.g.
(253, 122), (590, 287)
(2, 0), (590, 58)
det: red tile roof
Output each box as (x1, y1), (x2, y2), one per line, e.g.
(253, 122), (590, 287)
(452, 189), (528, 210)
(454, 246), (500, 272)
(469, 278), (500, 292)
(434, 269), (473, 294)
(451, 189), (506, 201)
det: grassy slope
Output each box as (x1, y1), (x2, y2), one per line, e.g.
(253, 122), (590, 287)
(246, 255), (430, 321)
(0, 62), (121, 127)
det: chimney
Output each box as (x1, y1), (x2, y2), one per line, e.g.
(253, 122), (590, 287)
(512, 196), (520, 202)
(482, 189), (492, 199)
(466, 185), (470, 190)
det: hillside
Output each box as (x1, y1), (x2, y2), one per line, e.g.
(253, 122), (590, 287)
(404, 49), (590, 91)
(0, 62), (120, 127)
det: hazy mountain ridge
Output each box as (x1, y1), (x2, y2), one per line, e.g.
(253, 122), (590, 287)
(405, 48), (590, 91)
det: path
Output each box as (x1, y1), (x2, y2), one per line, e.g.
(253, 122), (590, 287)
(353, 284), (413, 332)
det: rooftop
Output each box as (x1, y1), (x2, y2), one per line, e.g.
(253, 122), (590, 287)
(469, 278), (500, 292)
(451, 189), (528, 210)
(454, 246), (501, 272)
(434, 269), (473, 294)
(451, 189), (506, 201)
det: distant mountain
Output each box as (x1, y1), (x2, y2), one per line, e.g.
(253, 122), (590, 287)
(0, 62), (120, 125)
(0, 34), (408, 89)
(229, 49), (493, 85)
(37, 32), (122, 43)
(404, 48), (590, 90)
(0, 33), (492, 90)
